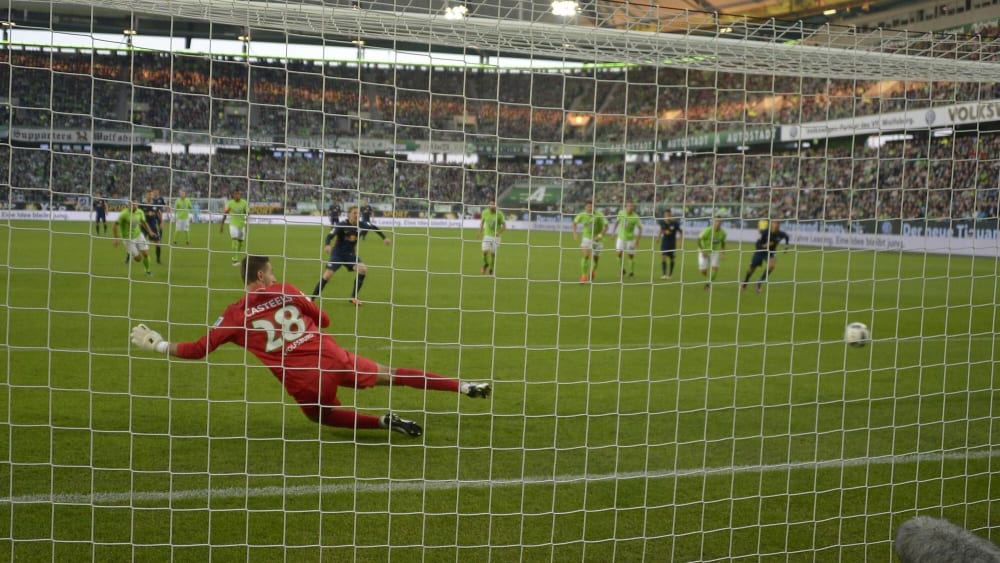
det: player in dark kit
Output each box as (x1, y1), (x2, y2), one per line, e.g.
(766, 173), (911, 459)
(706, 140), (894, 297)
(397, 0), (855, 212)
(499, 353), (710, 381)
(657, 208), (683, 280)
(742, 219), (791, 293)
(93, 197), (108, 234)
(359, 201), (375, 239)
(138, 190), (167, 264)
(130, 255), (491, 437)
(329, 202), (343, 226)
(311, 206), (392, 306)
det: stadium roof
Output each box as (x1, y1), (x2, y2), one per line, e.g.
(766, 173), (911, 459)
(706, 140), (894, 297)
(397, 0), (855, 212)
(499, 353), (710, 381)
(4, 0), (998, 81)
(4, 0), (977, 44)
(652, 0), (898, 21)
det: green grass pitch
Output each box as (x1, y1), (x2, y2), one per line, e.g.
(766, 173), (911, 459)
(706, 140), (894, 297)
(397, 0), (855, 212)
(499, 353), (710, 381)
(0, 219), (997, 561)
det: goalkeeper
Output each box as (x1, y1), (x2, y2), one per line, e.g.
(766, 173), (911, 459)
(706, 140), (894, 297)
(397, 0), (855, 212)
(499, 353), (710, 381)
(130, 255), (491, 437)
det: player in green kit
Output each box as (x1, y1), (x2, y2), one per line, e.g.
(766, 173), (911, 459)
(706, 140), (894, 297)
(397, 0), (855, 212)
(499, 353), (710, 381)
(611, 201), (643, 279)
(173, 190), (194, 245)
(219, 189), (249, 265)
(572, 200), (608, 283)
(478, 199), (506, 275)
(697, 216), (727, 291)
(113, 200), (154, 277)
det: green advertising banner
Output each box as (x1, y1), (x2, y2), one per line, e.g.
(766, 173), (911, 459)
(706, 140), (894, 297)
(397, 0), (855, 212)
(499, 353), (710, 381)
(502, 185), (565, 205)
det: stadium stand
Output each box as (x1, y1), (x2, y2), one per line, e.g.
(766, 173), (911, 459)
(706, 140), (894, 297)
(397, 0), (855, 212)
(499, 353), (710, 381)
(1, 48), (997, 221)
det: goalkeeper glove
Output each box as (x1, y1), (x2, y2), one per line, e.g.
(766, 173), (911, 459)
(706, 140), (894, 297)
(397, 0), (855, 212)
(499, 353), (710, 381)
(130, 324), (169, 354)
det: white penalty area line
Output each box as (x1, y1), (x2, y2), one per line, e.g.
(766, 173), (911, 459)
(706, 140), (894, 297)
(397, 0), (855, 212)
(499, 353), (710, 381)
(2, 449), (997, 506)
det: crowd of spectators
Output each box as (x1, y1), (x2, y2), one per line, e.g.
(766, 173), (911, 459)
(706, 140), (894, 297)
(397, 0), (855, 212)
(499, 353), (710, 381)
(2, 131), (996, 222)
(1, 47), (997, 222)
(650, 133), (999, 221)
(3, 49), (998, 144)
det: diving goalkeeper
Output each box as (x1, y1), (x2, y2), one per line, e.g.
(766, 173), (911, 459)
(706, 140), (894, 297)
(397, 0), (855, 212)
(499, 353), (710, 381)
(130, 255), (491, 437)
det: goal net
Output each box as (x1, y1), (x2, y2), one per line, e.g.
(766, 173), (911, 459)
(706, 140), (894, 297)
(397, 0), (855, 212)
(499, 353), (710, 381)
(2, 1), (999, 560)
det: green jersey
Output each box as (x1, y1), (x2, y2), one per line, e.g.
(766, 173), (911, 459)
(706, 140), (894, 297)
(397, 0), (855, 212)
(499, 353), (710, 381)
(698, 226), (727, 251)
(615, 211), (642, 241)
(174, 197), (193, 220)
(117, 209), (146, 239)
(574, 210), (607, 239)
(225, 198), (249, 228)
(481, 208), (506, 237)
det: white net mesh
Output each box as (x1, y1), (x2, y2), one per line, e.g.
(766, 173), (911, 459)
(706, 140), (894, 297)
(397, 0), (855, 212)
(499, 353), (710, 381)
(1, 2), (999, 561)
(65, 0), (1000, 81)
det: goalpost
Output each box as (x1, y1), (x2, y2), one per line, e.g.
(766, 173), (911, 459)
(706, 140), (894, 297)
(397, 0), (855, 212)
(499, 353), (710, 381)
(2, 1), (1000, 560)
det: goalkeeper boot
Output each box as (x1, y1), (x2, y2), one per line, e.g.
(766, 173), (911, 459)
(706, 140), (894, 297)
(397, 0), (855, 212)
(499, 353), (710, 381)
(465, 383), (492, 399)
(382, 413), (422, 437)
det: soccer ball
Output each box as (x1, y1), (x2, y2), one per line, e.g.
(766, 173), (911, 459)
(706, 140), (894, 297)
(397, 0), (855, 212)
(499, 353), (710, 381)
(845, 322), (871, 347)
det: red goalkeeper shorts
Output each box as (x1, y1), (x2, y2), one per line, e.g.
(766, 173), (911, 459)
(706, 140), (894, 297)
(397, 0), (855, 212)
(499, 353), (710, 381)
(283, 350), (381, 418)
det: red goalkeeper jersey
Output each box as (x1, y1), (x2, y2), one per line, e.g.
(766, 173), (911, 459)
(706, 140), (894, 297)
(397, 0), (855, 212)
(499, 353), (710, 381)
(175, 282), (339, 377)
